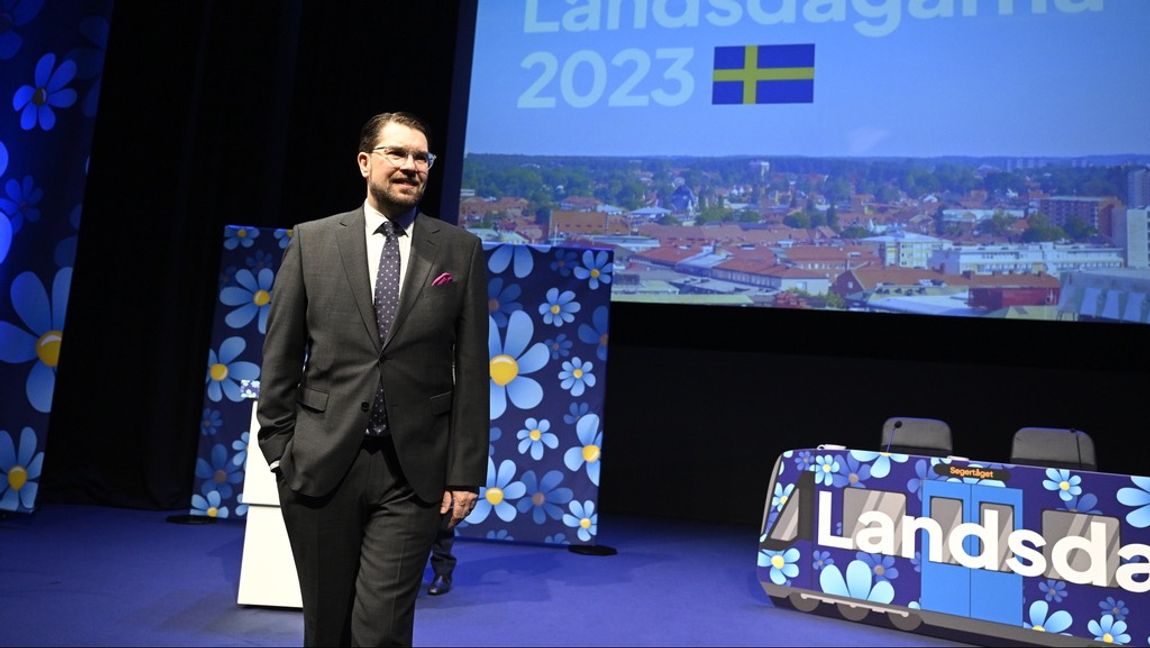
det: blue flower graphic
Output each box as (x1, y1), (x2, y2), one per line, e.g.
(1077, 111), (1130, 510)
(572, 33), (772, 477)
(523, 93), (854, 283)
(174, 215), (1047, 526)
(0, 0), (44, 60)
(1099, 597), (1129, 622)
(550, 248), (578, 277)
(515, 469), (573, 524)
(516, 417), (558, 461)
(488, 311), (549, 419)
(223, 225), (259, 250)
(1117, 476), (1150, 528)
(812, 550), (833, 572)
(542, 333), (573, 360)
(485, 529), (513, 541)
(205, 336), (261, 402)
(1062, 492), (1102, 514)
(794, 451), (815, 472)
(577, 305), (609, 361)
(910, 551), (921, 573)
(0, 175), (42, 232)
(191, 489), (229, 519)
(467, 458), (526, 524)
(1043, 468), (1082, 502)
(231, 431), (250, 467)
(274, 228), (293, 249)
(759, 547), (800, 585)
(772, 482), (794, 511)
(235, 492), (248, 517)
(544, 533), (569, 545)
(813, 454), (840, 486)
(857, 552), (899, 583)
(564, 413), (603, 486)
(488, 243), (536, 278)
(1039, 578), (1067, 603)
(221, 268), (274, 333)
(487, 277), (522, 328)
(558, 356), (595, 397)
(488, 426), (502, 456)
(574, 249), (612, 290)
(1025, 600), (1072, 633)
(563, 402), (589, 425)
(13, 53), (76, 130)
(562, 499), (598, 542)
(849, 450), (908, 479)
(906, 459), (943, 500)
(0, 268), (70, 412)
(245, 249), (275, 273)
(0, 427), (43, 511)
(819, 559), (894, 605)
(1088, 614), (1130, 644)
(195, 443), (244, 499)
(201, 408), (223, 436)
(539, 287), (580, 327)
(841, 454), (872, 489)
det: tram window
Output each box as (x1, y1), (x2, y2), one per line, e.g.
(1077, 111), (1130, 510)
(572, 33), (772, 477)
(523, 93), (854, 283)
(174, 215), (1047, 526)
(843, 489), (907, 555)
(978, 503), (1015, 572)
(768, 488), (801, 542)
(1041, 510), (1120, 586)
(929, 497), (963, 565)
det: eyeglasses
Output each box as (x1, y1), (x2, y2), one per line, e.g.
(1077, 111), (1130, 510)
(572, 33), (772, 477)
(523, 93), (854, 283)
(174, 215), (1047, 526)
(371, 146), (436, 170)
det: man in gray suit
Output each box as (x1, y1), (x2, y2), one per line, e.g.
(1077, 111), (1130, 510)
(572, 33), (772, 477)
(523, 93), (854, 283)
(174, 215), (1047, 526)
(257, 112), (488, 647)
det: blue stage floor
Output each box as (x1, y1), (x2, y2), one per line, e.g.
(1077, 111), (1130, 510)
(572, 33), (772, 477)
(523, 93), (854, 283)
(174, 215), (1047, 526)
(0, 505), (966, 646)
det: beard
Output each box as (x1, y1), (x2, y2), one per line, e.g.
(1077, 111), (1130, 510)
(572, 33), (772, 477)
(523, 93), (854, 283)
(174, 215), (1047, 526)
(369, 172), (425, 215)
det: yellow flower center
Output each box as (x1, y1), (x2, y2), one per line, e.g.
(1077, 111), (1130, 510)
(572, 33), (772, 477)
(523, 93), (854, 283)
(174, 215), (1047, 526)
(580, 517), (591, 529)
(237, 229), (248, 238)
(530, 429), (541, 441)
(771, 555), (785, 569)
(489, 354), (519, 386)
(822, 464), (832, 473)
(1033, 626), (1046, 632)
(210, 363), (229, 382)
(8, 465), (28, 491)
(485, 487), (504, 505)
(779, 495), (788, 506)
(36, 330), (62, 367)
(550, 304), (561, 315)
(207, 507), (219, 517)
(1059, 481), (1070, 491)
(254, 289), (271, 306)
(1104, 633), (1114, 643)
(573, 368), (583, 379)
(590, 269), (601, 278)
(582, 444), (600, 463)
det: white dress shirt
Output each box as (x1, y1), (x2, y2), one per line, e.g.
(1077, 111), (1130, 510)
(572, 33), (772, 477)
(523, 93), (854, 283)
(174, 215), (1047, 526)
(364, 201), (415, 301)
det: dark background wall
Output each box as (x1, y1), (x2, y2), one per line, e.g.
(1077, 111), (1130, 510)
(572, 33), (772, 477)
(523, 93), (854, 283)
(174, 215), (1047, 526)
(43, 1), (1150, 525)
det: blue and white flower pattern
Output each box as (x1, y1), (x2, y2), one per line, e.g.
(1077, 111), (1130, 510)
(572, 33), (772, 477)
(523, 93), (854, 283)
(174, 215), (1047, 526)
(515, 469), (573, 524)
(539, 287), (580, 327)
(221, 268), (274, 333)
(819, 559), (894, 605)
(205, 336), (260, 402)
(468, 458), (527, 524)
(574, 249), (612, 290)
(1089, 614), (1130, 645)
(564, 413), (603, 486)
(1025, 600), (1072, 634)
(1043, 468), (1083, 503)
(558, 356), (595, 397)
(488, 311), (549, 419)
(13, 53), (76, 130)
(0, 427), (44, 511)
(563, 499), (598, 542)
(1117, 476), (1150, 528)
(0, 268), (70, 412)
(759, 547), (800, 585)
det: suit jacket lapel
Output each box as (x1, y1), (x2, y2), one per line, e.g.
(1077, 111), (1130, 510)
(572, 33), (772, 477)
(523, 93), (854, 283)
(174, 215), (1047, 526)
(385, 212), (440, 349)
(336, 208), (381, 354)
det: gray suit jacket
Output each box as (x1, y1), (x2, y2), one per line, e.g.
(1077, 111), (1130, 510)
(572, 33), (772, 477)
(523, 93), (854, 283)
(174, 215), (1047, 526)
(257, 208), (489, 501)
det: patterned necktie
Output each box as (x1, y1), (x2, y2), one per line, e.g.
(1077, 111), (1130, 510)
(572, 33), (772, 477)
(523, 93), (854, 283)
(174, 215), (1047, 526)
(368, 219), (402, 436)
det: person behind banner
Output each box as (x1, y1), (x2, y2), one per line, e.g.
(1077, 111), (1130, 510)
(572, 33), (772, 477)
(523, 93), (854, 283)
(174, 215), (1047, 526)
(256, 111), (489, 647)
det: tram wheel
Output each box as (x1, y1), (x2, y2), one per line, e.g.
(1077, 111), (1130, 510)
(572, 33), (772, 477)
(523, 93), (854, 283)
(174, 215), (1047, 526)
(888, 611), (922, 632)
(837, 602), (870, 622)
(788, 592), (820, 612)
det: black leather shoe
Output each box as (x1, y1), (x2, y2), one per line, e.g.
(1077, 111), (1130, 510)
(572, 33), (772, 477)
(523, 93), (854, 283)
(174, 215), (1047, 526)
(428, 574), (452, 596)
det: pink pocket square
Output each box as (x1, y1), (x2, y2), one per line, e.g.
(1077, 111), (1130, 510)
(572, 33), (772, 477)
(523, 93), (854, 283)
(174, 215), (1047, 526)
(432, 272), (454, 286)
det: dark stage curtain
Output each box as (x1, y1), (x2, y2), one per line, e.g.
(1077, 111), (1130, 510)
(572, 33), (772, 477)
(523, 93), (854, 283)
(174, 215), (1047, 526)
(43, 1), (464, 509)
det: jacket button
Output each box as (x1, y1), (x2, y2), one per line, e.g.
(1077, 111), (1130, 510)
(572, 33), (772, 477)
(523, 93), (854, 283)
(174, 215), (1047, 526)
(360, 402), (369, 412)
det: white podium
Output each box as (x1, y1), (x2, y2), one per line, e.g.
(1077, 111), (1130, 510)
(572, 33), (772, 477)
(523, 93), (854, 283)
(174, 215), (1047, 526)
(237, 402), (302, 608)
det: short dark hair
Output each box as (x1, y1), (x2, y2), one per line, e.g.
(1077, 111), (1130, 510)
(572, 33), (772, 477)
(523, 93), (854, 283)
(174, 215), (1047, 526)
(358, 112), (431, 153)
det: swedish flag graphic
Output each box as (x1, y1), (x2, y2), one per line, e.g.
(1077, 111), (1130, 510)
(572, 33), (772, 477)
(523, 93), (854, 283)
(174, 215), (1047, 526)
(712, 44), (815, 105)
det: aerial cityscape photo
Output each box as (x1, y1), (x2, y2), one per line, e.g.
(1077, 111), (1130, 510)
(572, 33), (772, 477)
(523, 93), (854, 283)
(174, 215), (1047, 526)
(459, 153), (1150, 324)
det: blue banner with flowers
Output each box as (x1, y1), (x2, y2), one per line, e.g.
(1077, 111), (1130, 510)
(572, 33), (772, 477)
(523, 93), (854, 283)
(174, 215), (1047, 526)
(0, 0), (113, 513)
(192, 228), (612, 546)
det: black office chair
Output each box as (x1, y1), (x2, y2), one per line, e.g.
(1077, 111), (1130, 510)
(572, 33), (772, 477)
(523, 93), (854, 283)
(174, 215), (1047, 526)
(1009, 427), (1096, 471)
(880, 417), (952, 456)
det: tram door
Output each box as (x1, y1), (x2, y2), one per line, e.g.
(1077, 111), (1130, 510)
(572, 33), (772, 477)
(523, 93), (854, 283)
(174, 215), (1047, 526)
(921, 481), (1022, 625)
